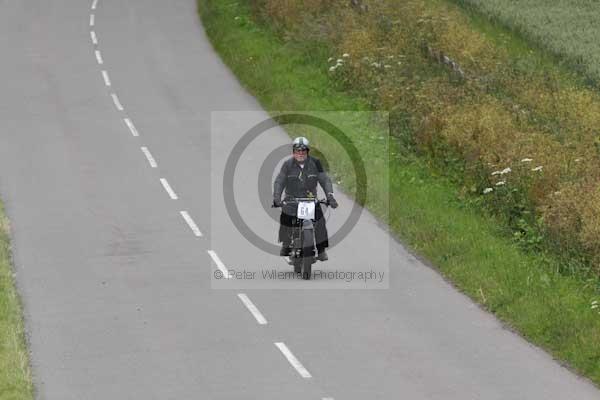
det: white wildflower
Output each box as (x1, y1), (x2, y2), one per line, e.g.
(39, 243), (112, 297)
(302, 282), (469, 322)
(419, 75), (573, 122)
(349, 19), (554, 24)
(328, 57), (334, 62)
(532, 166), (543, 172)
(500, 167), (511, 175)
(336, 59), (343, 64)
(371, 62), (381, 68)
(575, 158), (582, 162)
(491, 170), (502, 176)
(384, 64), (391, 69)
(521, 158), (532, 163)
(329, 66), (337, 72)
(342, 53), (350, 58)
(495, 181), (506, 186)
(483, 188), (493, 194)
(591, 300), (599, 309)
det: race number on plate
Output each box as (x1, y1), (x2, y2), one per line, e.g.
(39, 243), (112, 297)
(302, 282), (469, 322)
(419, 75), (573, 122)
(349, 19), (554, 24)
(297, 201), (315, 220)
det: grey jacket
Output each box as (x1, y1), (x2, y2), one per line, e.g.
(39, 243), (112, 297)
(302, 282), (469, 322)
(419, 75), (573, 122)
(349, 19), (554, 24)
(273, 156), (333, 200)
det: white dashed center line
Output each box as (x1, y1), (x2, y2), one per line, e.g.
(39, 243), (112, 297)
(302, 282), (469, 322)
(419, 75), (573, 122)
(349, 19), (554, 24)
(123, 118), (139, 136)
(101, 70), (111, 86)
(85, 2), (332, 391)
(207, 250), (230, 278)
(140, 146), (157, 168)
(275, 342), (312, 378)
(237, 294), (267, 325)
(180, 211), (202, 236)
(159, 178), (178, 199)
(111, 93), (123, 111)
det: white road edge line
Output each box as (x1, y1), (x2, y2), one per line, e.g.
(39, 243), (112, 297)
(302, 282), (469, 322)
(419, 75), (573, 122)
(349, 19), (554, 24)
(95, 49), (103, 64)
(207, 250), (231, 279)
(237, 294), (267, 325)
(180, 211), (202, 237)
(274, 342), (312, 378)
(123, 118), (139, 136)
(160, 178), (178, 200)
(101, 70), (111, 86)
(90, 31), (98, 45)
(91, 0), (98, 10)
(111, 93), (123, 111)
(89, 14), (95, 26)
(140, 146), (158, 168)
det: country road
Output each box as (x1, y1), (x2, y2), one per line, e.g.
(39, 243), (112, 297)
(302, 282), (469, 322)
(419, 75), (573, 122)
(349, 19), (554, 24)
(0, 0), (599, 399)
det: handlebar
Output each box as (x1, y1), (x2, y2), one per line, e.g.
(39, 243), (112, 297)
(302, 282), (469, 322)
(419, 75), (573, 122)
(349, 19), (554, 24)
(271, 197), (329, 208)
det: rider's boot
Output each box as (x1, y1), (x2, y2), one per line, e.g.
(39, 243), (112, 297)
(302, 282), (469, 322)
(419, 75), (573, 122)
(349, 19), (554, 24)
(280, 243), (292, 257)
(316, 248), (328, 261)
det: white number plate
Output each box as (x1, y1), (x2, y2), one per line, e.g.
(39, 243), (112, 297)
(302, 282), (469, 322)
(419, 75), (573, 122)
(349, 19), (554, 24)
(297, 201), (315, 220)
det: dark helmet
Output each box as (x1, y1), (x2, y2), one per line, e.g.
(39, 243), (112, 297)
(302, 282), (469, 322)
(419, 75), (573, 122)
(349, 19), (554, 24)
(292, 136), (310, 151)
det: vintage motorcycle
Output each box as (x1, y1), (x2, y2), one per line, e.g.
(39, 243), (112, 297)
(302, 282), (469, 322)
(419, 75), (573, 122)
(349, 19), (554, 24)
(273, 197), (330, 280)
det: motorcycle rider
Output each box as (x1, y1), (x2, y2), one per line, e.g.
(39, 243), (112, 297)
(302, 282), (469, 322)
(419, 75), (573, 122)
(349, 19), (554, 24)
(273, 136), (338, 261)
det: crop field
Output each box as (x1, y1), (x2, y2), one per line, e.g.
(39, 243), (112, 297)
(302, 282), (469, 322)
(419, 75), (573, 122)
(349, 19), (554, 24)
(455, 0), (600, 83)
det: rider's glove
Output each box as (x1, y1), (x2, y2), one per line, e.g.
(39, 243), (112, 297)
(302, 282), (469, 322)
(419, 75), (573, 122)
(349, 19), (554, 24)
(273, 198), (283, 208)
(327, 193), (338, 209)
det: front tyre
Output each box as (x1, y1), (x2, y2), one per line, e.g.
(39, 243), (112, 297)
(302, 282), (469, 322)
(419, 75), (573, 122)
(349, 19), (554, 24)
(293, 258), (302, 274)
(301, 257), (312, 280)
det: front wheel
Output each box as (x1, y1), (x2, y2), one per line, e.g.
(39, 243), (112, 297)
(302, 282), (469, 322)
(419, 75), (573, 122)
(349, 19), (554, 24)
(301, 257), (312, 280)
(293, 258), (302, 274)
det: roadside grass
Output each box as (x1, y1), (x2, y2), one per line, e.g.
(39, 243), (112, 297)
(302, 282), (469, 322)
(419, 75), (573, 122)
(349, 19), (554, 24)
(0, 202), (33, 400)
(198, 0), (600, 386)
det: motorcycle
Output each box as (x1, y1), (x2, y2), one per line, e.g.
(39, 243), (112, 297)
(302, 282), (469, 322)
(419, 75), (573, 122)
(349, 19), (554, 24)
(273, 197), (329, 280)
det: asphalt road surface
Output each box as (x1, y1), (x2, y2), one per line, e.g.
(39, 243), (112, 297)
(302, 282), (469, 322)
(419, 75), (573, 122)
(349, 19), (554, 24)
(0, 0), (599, 399)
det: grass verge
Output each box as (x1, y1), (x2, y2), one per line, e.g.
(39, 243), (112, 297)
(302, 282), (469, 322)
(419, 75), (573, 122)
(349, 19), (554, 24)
(197, 0), (600, 387)
(0, 201), (33, 399)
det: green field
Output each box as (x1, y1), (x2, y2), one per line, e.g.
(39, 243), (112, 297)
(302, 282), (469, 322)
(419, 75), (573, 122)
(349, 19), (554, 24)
(454, 0), (600, 84)
(0, 203), (33, 400)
